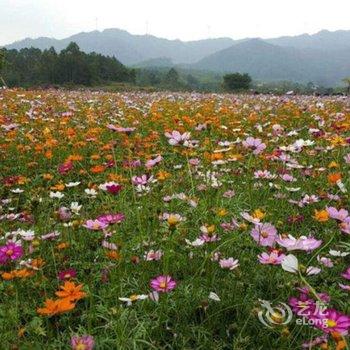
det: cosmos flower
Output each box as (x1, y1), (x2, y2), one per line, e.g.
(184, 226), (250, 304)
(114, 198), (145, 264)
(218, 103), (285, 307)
(164, 130), (191, 146)
(277, 234), (322, 251)
(37, 298), (75, 316)
(55, 281), (86, 302)
(71, 335), (95, 350)
(144, 250), (163, 261)
(0, 242), (23, 264)
(97, 213), (125, 225)
(58, 268), (77, 281)
(341, 267), (350, 280)
(83, 219), (108, 231)
(219, 258), (239, 270)
(258, 251), (285, 265)
(242, 137), (266, 155)
(150, 275), (176, 293)
(250, 223), (277, 247)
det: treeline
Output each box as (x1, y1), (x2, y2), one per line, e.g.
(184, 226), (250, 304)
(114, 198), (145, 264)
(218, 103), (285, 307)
(1, 42), (135, 87)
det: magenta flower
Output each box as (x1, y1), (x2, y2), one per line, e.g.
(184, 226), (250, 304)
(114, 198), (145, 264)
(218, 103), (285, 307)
(289, 294), (316, 317)
(242, 137), (266, 155)
(250, 223), (277, 247)
(0, 242), (23, 264)
(106, 183), (122, 195)
(150, 275), (176, 293)
(341, 267), (350, 280)
(258, 251), (285, 265)
(58, 268), (77, 281)
(317, 309), (350, 335)
(83, 219), (108, 231)
(97, 213), (125, 225)
(71, 335), (95, 350)
(58, 161), (73, 175)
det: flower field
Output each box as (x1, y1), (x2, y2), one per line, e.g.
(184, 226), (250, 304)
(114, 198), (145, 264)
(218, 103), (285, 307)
(0, 89), (350, 349)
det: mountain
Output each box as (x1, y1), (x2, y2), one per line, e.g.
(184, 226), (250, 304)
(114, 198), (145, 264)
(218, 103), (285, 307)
(193, 39), (350, 85)
(4, 28), (235, 65)
(4, 28), (350, 85)
(266, 30), (350, 51)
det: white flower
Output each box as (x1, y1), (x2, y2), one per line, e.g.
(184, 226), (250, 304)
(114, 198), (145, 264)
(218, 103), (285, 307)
(209, 292), (221, 302)
(11, 188), (24, 193)
(329, 250), (350, 257)
(306, 266), (321, 276)
(70, 202), (82, 214)
(119, 294), (148, 306)
(65, 181), (81, 188)
(185, 238), (205, 247)
(85, 188), (97, 197)
(49, 191), (64, 199)
(281, 254), (299, 273)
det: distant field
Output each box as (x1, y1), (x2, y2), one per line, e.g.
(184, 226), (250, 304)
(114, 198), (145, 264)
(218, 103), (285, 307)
(0, 89), (349, 349)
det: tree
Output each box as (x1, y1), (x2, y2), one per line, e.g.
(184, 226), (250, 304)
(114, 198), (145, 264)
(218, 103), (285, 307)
(343, 78), (350, 94)
(165, 68), (179, 86)
(223, 73), (252, 91)
(0, 49), (7, 87)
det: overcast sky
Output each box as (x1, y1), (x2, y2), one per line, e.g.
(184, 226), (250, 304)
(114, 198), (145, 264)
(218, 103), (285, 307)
(1, 0), (350, 45)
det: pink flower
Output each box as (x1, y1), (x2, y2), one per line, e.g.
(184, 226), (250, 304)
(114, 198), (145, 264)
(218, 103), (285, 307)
(326, 207), (349, 221)
(276, 234), (322, 251)
(97, 213), (125, 225)
(280, 174), (296, 182)
(223, 190), (235, 198)
(340, 221), (350, 235)
(107, 124), (135, 134)
(131, 175), (149, 186)
(150, 275), (176, 293)
(341, 267), (350, 280)
(83, 219), (108, 231)
(164, 130), (191, 146)
(189, 158), (200, 166)
(0, 242), (23, 264)
(250, 223), (277, 247)
(317, 256), (333, 268)
(242, 137), (266, 155)
(145, 155), (162, 168)
(144, 250), (163, 261)
(71, 335), (95, 350)
(339, 283), (350, 291)
(219, 257), (239, 270)
(344, 153), (350, 164)
(58, 206), (72, 221)
(258, 251), (285, 265)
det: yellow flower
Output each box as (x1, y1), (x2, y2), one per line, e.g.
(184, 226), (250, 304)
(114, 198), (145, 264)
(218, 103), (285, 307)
(252, 209), (265, 220)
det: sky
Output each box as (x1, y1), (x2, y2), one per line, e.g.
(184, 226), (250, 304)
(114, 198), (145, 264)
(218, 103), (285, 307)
(1, 0), (350, 46)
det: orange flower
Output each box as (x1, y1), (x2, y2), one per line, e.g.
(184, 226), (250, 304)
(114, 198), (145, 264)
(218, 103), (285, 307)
(90, 165), (105, 174)
(37, 298), (75, 316)
(314, 209), (329, 222)
(328, 173), (341, 184)
(106, 250), (120, 260)
(55, 281), (86, 301)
